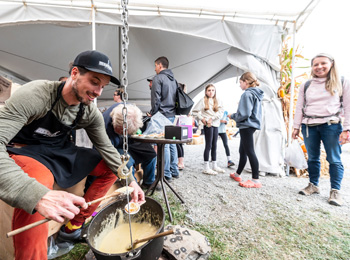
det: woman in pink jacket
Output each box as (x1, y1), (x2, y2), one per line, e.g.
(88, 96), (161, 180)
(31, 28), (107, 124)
(292, 53), (350, 206)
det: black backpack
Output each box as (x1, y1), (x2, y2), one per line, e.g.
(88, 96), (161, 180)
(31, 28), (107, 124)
(302, 77), (344, 119)
(175, 81), (194, 115)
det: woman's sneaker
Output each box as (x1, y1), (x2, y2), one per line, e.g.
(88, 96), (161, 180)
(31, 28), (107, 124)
(299, 183), (320, 196)
(203, 169), (218, 175)
(213, 167), (225, 173)
(229, 172), (242, 182)
(227, 160), (235, 168)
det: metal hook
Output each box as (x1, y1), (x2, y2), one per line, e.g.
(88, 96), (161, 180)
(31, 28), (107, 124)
(117, 155), (132, 179)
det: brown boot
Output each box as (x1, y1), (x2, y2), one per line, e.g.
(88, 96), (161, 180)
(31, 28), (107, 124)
(299, 183), (320, 196)
(328, 189), (343, 206)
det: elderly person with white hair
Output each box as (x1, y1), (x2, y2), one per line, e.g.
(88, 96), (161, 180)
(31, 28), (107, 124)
(110, 104), (143, 135)
(103, 103), (159, 190)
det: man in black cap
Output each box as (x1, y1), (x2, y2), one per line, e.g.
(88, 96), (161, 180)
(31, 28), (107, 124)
(147, 77), (153, 90)
(113, 87), (123, 103)
(0, 50), (144, 259)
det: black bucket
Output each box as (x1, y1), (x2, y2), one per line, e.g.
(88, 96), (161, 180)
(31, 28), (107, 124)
(86, 197), (164, 260)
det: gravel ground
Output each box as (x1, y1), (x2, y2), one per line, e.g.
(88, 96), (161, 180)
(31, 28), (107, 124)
(169, 137), (350, 226)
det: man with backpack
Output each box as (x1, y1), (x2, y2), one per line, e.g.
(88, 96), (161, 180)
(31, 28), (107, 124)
(150, 56), (180, 181)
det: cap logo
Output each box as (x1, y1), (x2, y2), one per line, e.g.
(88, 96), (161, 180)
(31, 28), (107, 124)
(99, 60), (112, 73)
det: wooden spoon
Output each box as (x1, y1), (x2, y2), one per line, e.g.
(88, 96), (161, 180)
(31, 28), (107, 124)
(6, 187), (134, 238)
(127, 229), (174, 250)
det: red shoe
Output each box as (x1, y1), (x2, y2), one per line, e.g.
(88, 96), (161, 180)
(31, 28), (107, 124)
(229, 172), (242, 182)
(239, 180), (262, 188)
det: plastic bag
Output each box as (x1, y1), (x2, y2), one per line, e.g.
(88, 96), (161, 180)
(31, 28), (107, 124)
(47, 235), (74, 259)
(143, 112), (173, 135)
(175, 115), (192, 126)
(284, 140), (308, 169)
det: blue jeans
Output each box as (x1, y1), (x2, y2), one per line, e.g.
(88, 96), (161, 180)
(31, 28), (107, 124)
(301, 123), (344, 190)
(117, 148), (156, 185)
(164, 116), (179, 179)
(141, 157), (157, 184)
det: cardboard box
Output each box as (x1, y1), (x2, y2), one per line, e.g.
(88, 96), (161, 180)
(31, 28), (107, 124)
(188, 136), (204, 145)
(165, 125), (189, 140)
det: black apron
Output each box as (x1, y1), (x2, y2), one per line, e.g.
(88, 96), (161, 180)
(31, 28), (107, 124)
(7, 83), (102, 188)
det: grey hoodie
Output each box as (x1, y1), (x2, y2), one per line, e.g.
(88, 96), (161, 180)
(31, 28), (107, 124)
(150, 69), (177, 117)
(231, 87), (264, 130)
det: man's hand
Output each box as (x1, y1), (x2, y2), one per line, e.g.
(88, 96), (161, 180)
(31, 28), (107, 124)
(129, 181), (145, 204)
(34, 190), (87, 223)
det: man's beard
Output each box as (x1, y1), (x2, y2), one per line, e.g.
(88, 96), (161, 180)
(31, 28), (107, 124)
(72, 80), (91, 106)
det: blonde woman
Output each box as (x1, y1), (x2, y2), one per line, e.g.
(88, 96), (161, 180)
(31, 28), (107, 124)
(292, 53), (350, 206)
(229, 72), (264, 188)
(192, 84), (224, 175)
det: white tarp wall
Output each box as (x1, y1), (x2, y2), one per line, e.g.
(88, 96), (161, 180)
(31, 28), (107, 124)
(0, 0), (318, 174)
(228, 48), (287, 175)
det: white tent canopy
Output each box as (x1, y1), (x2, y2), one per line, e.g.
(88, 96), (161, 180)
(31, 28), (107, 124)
(0, 0), (320, 175)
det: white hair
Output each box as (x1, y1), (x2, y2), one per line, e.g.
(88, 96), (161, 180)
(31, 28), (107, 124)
(110, 104), (143, 135)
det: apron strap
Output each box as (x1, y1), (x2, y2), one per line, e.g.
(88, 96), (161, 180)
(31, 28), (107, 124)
(53, 82), (85, 129)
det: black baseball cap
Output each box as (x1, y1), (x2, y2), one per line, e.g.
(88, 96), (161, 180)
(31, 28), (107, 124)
(73, 50), (120, 85)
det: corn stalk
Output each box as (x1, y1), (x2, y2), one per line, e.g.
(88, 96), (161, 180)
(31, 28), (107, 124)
(279, 37), (330, 177)
(278, 36), (309, 135)
(279, 37), (308, 176)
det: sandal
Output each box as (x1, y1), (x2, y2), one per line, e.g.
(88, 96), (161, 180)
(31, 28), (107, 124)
(203, 169), (218, 175)
(239, 179), (262, 188)
(229, 172), (242, 182)
(178, 166), (185, 171)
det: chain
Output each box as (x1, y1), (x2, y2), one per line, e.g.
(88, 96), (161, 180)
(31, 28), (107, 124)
(121, 0), (134, 253)
(121, 0), (129, 160)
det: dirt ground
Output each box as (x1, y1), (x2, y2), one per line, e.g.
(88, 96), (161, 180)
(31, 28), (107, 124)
(82, 136), (350, 259)
(169, 137), (350, 226)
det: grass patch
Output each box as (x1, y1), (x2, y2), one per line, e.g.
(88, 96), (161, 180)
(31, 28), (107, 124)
(53, 243), (89, 260)
(54, 192), (350, 260)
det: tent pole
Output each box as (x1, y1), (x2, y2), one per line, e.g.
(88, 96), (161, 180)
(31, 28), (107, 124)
(286, 21), (297, 176)
(91, 0), (97, 105)
(118, 26), (122, 83)
(91, 1), (96, 50)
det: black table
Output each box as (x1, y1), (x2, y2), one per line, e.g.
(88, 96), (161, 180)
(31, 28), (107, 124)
(131, 136), (192, 222)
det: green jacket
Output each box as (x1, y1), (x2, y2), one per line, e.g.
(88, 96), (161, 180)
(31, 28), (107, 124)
(0, 80), (133, 214)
